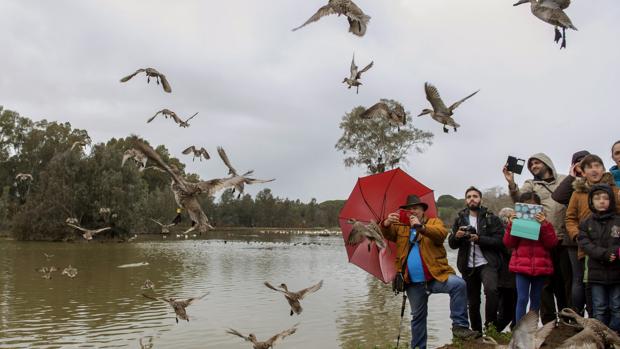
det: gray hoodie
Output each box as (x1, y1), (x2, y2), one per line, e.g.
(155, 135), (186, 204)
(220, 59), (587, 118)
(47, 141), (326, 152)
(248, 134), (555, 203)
(509, 153), (568, 242)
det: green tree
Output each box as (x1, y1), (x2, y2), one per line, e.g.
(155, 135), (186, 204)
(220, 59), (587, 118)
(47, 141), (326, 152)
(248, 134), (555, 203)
(335, 99), (434, 174)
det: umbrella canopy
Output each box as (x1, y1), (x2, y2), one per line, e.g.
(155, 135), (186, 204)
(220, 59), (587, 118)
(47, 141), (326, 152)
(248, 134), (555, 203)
(339, 168), (437, 283)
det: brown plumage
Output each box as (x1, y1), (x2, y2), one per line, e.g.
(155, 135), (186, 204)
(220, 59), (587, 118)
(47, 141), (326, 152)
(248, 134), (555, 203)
(66, 223), (111, 241)
(293, 0), (370, 37)
(147, 109), (198, 128)
(360, 102), (406, 129)
(346, 219), (386, 252)
(342, 53), (373, 94)
(182, 146), (210, 161)
(216, 146), (275, 199)
(150, 218), (176, 234)
(418, 82), (479, 133)
(226, 324), (298, 349)
(122, 148), (148, 171)
(120, 68), (171, 93)
(559, 308), (620, 348)
(36, 266), (58, 279)
(61, 265), (78, 278)
(264, 280), (323, 316)
(15, 173), (33, 182)
(142, 292), (208, 323)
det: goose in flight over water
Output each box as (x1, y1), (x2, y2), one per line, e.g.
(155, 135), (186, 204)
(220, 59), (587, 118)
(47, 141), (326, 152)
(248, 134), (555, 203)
(216, 147), (275, 199)
(264, 280), (323, 316)
(418, 82), (479, 133)
(292, 0), (370, 37)
(36, 266), (58, 279)
(343, 53), (373, 94)
(66, 223), (111, 241)
(142, 292), (208, 323)
(148, 109), (198, 128)
(120, 68), (171, 93)
(226, 324), (298, 349)
(514, 0), (577, 49)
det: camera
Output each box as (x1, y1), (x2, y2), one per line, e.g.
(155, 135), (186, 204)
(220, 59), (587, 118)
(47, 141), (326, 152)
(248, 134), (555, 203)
(506, 156), (526, 175)
(459, 225), (477, 239)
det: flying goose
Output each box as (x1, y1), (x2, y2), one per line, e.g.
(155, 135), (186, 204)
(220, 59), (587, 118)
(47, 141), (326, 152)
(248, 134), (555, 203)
(150, 218), (176, 234)
(264, 280), (323, 316)
(293, 0), (370, 37)
(122, 148), (148, 171)
(360, 102), (406, 129)
(61, 265), (78, 278)
(15, 173), (33, 182)
(43, 253), (54, 260)
(182, 146), (210, 161)
(514, 0), (577, 49)
(66, 223), (111, 241)
(418, 82), (479, 133)
(147, 109), (198, 128)
(343, 53), (373, 94)
(346, 219), (386, 252)
(36, 266), (58, 279)
(217, 146), (275, 198)
(142, 292), (208, 323)
(226, 324), (298, 349)
(120, 68), (171, 93)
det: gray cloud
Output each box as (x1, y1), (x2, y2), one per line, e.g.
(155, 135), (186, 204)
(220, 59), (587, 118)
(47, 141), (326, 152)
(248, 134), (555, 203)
(1, 0), (618, 202)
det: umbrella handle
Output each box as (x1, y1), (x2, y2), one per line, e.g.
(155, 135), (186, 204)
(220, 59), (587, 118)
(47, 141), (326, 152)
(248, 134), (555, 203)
(396, 293), (407, 348)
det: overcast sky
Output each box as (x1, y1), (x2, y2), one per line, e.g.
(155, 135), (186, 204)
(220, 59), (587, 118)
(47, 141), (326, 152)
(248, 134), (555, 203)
(1, 0), (618, 203)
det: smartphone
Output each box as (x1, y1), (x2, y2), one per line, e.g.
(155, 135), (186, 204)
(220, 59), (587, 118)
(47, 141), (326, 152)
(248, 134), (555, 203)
(506, 156), (526, 175)
(398, 209), (411, 225)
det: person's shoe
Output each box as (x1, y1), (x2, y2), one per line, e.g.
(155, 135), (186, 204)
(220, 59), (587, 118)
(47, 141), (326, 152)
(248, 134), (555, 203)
(452, 326), (481, 340)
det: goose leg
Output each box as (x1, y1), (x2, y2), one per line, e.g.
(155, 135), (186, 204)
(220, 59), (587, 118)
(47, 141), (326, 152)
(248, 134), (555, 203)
(290, 309), (294, 316)
(175, 317), (179, 324)
(147, 76), (151, 84)
(554, 26), (562, 43)
(453, 126), (457, 132)
(443, 125), (449, 133)
(356, 86), (359, 94)
(561, 28), (567, 49)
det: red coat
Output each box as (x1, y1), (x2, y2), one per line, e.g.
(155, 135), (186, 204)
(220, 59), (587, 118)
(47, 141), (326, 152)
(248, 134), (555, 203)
(503, 221), (558, 276)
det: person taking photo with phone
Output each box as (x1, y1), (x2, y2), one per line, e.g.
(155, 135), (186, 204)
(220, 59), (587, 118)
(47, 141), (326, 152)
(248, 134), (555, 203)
(448, 186), (505, 333)
(382, 195), (479, 349)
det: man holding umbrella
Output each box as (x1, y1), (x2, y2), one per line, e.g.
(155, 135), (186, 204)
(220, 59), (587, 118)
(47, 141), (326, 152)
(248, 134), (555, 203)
(382, 195), (480, 349)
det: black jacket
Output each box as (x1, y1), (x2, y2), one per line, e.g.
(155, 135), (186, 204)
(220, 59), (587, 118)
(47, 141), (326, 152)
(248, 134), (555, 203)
(552, 175), (577, 206)
(448, 207), (505, 274)
(578, 184), (620, 284)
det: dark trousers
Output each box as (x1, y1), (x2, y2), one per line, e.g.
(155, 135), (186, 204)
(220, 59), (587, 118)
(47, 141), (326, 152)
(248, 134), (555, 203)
(540, 245), (572, 323)
(463, 264), (499, 332)
(496, 286), (517, 332)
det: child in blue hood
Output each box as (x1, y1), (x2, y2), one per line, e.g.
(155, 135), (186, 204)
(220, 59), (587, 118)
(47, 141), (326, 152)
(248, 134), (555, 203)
(611, 141), (620, 187)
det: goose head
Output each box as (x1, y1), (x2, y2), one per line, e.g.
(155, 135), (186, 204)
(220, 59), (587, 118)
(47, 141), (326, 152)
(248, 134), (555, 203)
(418, 109), (432, 117)
(279, 283), (289, 292)
(513, 0), (532, 6)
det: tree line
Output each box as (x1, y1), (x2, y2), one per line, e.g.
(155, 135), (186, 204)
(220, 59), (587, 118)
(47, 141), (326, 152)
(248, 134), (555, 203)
(0, 106), (344, 241)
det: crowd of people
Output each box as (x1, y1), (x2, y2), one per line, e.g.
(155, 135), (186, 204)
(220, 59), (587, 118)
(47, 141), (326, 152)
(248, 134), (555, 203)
(381, 140), (620, 349)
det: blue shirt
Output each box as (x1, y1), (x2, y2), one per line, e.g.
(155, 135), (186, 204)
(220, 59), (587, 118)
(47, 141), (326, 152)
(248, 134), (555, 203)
(407, 228), (426, 283)
(611, 165), (620, 187)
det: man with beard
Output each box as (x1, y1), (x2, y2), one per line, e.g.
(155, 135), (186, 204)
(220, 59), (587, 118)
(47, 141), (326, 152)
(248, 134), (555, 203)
(448, 186), (505, 333)
(503, 153), (569, 323)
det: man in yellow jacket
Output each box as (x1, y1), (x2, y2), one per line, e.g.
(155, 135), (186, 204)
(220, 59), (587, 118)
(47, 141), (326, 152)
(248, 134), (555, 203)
(382, 195), (479, 349)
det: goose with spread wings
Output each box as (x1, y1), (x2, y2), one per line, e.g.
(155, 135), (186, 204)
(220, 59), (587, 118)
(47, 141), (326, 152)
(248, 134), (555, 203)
(150, 218), (176, 234)
(346, 219), (386, 252)
(66, 223), (111, 241)
(142, 292), (208, 323)
(217, 147), (275, 198)
(147, 109), (198, 128)
(15, 173), (33, 182)
(514, 0), (577, 49)
(418, 82), (479, 133)
(226, 324), (298, 349)
(122, 148), (148, 171)
(182, 146), (210, 161)
(120, 68), (171, 93)
(264, 280), (323, 316)
(292, 0), (370, 36)
(36, 266), (58, 280)
(343, 53), (373, 94)
(360, 102), (406, 130)
(558, 308), (620, 348)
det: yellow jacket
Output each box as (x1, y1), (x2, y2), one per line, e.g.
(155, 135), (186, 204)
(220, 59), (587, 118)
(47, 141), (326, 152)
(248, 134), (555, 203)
(381, 217), (454, 283)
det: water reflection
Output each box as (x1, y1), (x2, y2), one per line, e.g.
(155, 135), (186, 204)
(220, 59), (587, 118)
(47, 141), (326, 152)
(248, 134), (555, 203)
(0, 233), (458, 348)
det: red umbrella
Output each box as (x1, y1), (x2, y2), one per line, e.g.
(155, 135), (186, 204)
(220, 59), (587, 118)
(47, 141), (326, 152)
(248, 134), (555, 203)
(339, 168), (437, 284)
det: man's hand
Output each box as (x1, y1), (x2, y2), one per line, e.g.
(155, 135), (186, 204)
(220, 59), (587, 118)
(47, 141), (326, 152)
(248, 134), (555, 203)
(570, 162), (583, 177)
(469, 234), (479, 243)
(503, 165), (515, 186)
(384, 212), (399, 227)
(535, 212), (546, 223)
(410, 215), (421, 227)
(455, 229), (466, 238)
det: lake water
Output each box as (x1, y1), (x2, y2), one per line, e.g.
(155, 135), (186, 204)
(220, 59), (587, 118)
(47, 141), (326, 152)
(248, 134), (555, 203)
(0, 231), (458, 348)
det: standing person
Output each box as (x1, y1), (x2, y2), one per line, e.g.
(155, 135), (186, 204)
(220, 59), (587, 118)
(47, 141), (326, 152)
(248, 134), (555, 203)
(552, 150), (591, 205)
(503, 153), (569, 323)
(496, 207), (517, 331)
(611, 141), (620, 187)
(448, 186), (505, 333)
(566, 154), (620, 315)
(382, 195), (479, 349)
(577, 184), (620, 331)
(503, 192), (558, 323)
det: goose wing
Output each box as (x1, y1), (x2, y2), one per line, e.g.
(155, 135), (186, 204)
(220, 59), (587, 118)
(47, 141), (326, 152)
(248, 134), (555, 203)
(147, 110), (163, 123)
(120, 69), (145, 82)
(150, 218), (164, 227)
(448, 89), (479, 112)
(244, 177), (275, 185)
(292, 4), (336, 31)
(557, 327), (603, 349)
(180, 292), (209, 307)
(349, 54), (358, 79)
(196, 177), (243, 196)
(217, 146), (238, 176)
(199, 148), (210, 159)
(359, 102), (389, 119)
(182, 146), (196, 155)
(297, 280), (323, 299)
(541, 0), (570, 10)
(264, 281), (287, 294)
(158, 73), (172, 93)
(356, 61), (374, 79)
(132, 138), (188, 192)
(266, 324), (298, 345)
(424, 82), (449, 113)
(226, 328), (251, 342)
(92, 227), (112, 234)
(347, 220), (370, 245)
(66, 223), (88, 232)
(183, 112), (199, 123)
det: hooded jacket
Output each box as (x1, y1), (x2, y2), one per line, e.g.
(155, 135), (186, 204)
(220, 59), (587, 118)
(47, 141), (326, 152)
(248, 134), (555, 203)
(611, 165), (620, 187)
(448, 206), (505, 275)
(503, 220), (558, 276)
(577, 184), (620, 284)
(566, 172), (620, 258)
(509, 153), (567, 242)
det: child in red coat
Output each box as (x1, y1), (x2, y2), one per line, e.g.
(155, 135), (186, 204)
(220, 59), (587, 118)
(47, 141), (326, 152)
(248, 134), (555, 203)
(503, 192), (559, 323)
